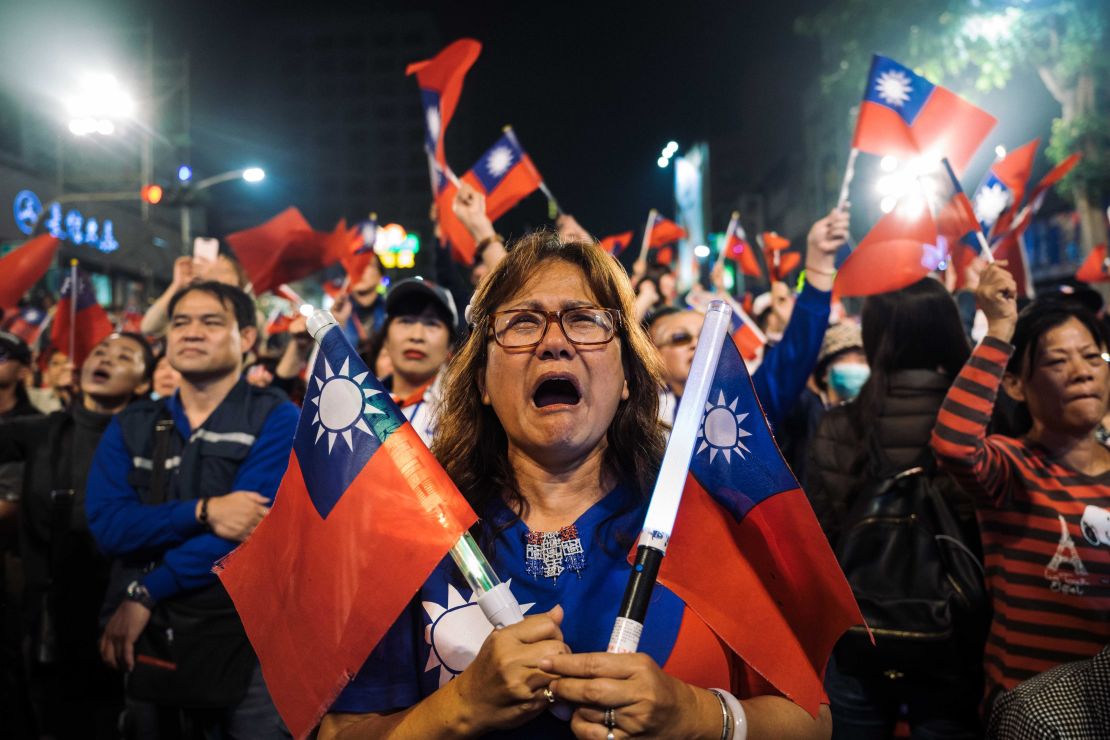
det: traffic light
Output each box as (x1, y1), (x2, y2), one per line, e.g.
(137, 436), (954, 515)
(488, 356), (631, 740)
(141, 184), (164, 204)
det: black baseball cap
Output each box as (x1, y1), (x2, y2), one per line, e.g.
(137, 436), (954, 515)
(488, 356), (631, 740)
(385, 278), (459, 329)
(0, 331), (32, 365)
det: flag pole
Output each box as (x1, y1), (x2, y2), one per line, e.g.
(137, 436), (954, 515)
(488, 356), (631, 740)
(637, 209), (657, 266)
(67, 258), (77, 363)
(502, 125), (561, 217)
(608, 301), (732, 654)
(714, 211), (740, 271)
(836, 147), (859, 211)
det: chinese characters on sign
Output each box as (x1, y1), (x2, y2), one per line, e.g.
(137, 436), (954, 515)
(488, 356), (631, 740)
(12, 190), (119, 253)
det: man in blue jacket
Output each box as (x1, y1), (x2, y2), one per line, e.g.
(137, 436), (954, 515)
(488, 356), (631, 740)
(87, 280), (298, 737)
(650, 209), (849, 431)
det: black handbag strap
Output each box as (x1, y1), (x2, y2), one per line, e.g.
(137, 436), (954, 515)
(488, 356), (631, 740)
(147, 410), (176, 506)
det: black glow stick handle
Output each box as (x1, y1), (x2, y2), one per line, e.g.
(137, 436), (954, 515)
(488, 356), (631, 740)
(607, 545), (664, 653)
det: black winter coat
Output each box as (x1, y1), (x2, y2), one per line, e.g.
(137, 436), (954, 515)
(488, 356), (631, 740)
(805, 368), (978, 547)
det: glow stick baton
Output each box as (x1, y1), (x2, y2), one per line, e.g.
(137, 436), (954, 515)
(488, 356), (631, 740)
(608, 300), (732, 653)
(306, 309), (523, 628)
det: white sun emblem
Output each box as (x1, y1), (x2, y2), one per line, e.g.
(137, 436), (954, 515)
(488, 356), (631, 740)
(875, 70), (913, 107)
(696, 390), (753, 464)
(974, 183), (1010, 225)
(425, 105), (441, 141)
(485, 146), (514, 178)
(304, 356), (383, 452)
(422, 583), (534, 687)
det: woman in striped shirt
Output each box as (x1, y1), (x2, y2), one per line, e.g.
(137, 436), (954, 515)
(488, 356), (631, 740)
(931, 263), (1110, 714)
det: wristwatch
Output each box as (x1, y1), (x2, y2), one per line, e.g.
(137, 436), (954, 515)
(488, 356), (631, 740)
(125, 580), (156, 609)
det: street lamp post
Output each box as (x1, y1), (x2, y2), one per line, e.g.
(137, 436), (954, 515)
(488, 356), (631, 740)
(179, 168), (266, 253)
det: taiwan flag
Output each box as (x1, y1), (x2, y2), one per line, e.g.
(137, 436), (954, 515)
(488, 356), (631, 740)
(435, 176), (481, 264)
(728, 303), (765, 361)
(1077, 244), (1110, 285)
(647, 213), (687, 248)
(853, 55), (996, 175)
(51, 265), (113, 368)
(925, 159), (983, 254)
(973, 139), (1039, 238)
(0, 234), (61, 309)
(760, 232), (801, 282)
(227, 209), (356, 295)
(2, 305), (49, 346)
(995, 152), (1083, 244)
(599, 231), (634, 256)
(461, 129), (544, 222)
(834, 205), (939, 297)
(217, 320), (477, 738)
(406, 39), (482, 168)
(724, 218), (759, 277)
(658, 330), (862, 715)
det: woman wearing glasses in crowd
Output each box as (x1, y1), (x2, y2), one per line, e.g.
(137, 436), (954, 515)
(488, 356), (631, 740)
(320, 233), (830, 739)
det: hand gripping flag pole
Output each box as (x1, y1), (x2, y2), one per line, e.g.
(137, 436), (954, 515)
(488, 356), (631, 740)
(305, 309), (524, 629)
(608, 300), (732, 653)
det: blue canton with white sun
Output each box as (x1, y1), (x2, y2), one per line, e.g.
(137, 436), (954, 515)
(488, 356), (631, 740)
(688, 336), (799, 521)
(864, 56), (934, 126)
(293, 329), (406, 519)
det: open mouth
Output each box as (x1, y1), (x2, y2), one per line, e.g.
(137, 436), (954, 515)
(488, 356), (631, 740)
(533, 377), (582, 408)
(90, 368), (111, 382)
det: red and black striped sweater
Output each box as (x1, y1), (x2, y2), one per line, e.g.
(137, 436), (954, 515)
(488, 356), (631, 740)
(931, 335), (1110, 697)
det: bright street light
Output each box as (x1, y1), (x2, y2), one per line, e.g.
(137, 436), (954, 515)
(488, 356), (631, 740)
(65, 72), (135, 136)
(657, 156), (669, 168)
(242, 167), (265, 183)
(693, 244), (711, 259)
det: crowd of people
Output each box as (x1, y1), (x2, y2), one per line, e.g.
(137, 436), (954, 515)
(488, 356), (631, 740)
(1, 175), (1108, 740)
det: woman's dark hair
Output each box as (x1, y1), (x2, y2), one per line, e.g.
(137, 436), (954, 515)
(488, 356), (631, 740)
(433, 231), (666, 527)
(997, 298), (1110, 435)
(359, 329), (389, 380)
(167, 281), (257, 332)
(851, 278), (971, 442)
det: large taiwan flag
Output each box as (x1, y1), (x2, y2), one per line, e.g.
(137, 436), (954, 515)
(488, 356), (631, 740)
(51, 265), (113, 367)
(406, 39), (482, 168)
(217, 320), (477, 738)
(658, 331), (863, 715)
(0, 234), (61, 309)
(973, 139), (1039, 239)
(853, 55), (996, 175)
(461, 129), (544, 221)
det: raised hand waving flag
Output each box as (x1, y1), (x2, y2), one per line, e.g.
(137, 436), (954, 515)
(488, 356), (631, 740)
(461, 128), (544, 221)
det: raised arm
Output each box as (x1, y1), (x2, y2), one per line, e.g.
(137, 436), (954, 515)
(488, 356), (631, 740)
(931, 263), (1020, 505)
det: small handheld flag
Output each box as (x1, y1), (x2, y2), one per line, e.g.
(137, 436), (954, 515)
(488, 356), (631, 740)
(461, 127), (545, 222)
(608, 301), (733, 655)
(217, 310), (522, 738)
(0, 234), (61, 309)
(406, 39), (482, 169)
(50, 261), (113, 367)
(973, 139), (1039, 239)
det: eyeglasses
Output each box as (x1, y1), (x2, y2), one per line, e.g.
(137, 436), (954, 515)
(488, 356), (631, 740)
(656, 330), (698, 349)
(489, 307), (621, 349)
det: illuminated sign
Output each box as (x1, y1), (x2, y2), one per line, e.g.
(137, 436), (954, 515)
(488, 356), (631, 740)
(12, 190), (119, 253)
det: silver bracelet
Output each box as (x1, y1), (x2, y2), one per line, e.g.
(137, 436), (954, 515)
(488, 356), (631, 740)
(710, 688), (748, 740)
(709, 689), (732, 740)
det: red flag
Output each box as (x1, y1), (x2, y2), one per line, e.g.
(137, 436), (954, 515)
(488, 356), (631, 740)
(227, 208), (352, 295)
(723, 219), (761, 277)
(654, 246), (674, 266)
(461, 129), (544, 221)
(599, 231), (634, 256)
(434, 179), (480, 264)
(998, 153), (1083, 243)
(727, 303), (766, 361)
(0, 235), (62, 309)
(992, 232), (1035, 298)
(976, 139), (1039, 239)
(1076, 244), (1109, 284)
(835, 207), (939, 297)
(647, 214), (686, 248)
(51, 267), (114, 367)
(406, 39), (482, 168)
(217, 326), (477, 738)
(2, 305), (49, 346)
(660, 331), (863, 715)
(852, 55), (996, 175)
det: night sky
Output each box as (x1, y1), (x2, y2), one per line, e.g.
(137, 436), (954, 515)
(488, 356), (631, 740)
(0, 0), (824, 239)
(0, 0), (1059, 247)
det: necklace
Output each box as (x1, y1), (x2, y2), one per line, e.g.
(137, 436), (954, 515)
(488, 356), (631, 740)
(524, 524), (586, 581)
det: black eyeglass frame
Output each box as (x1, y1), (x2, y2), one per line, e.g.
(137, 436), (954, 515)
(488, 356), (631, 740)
(487, 307), (623, 350)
